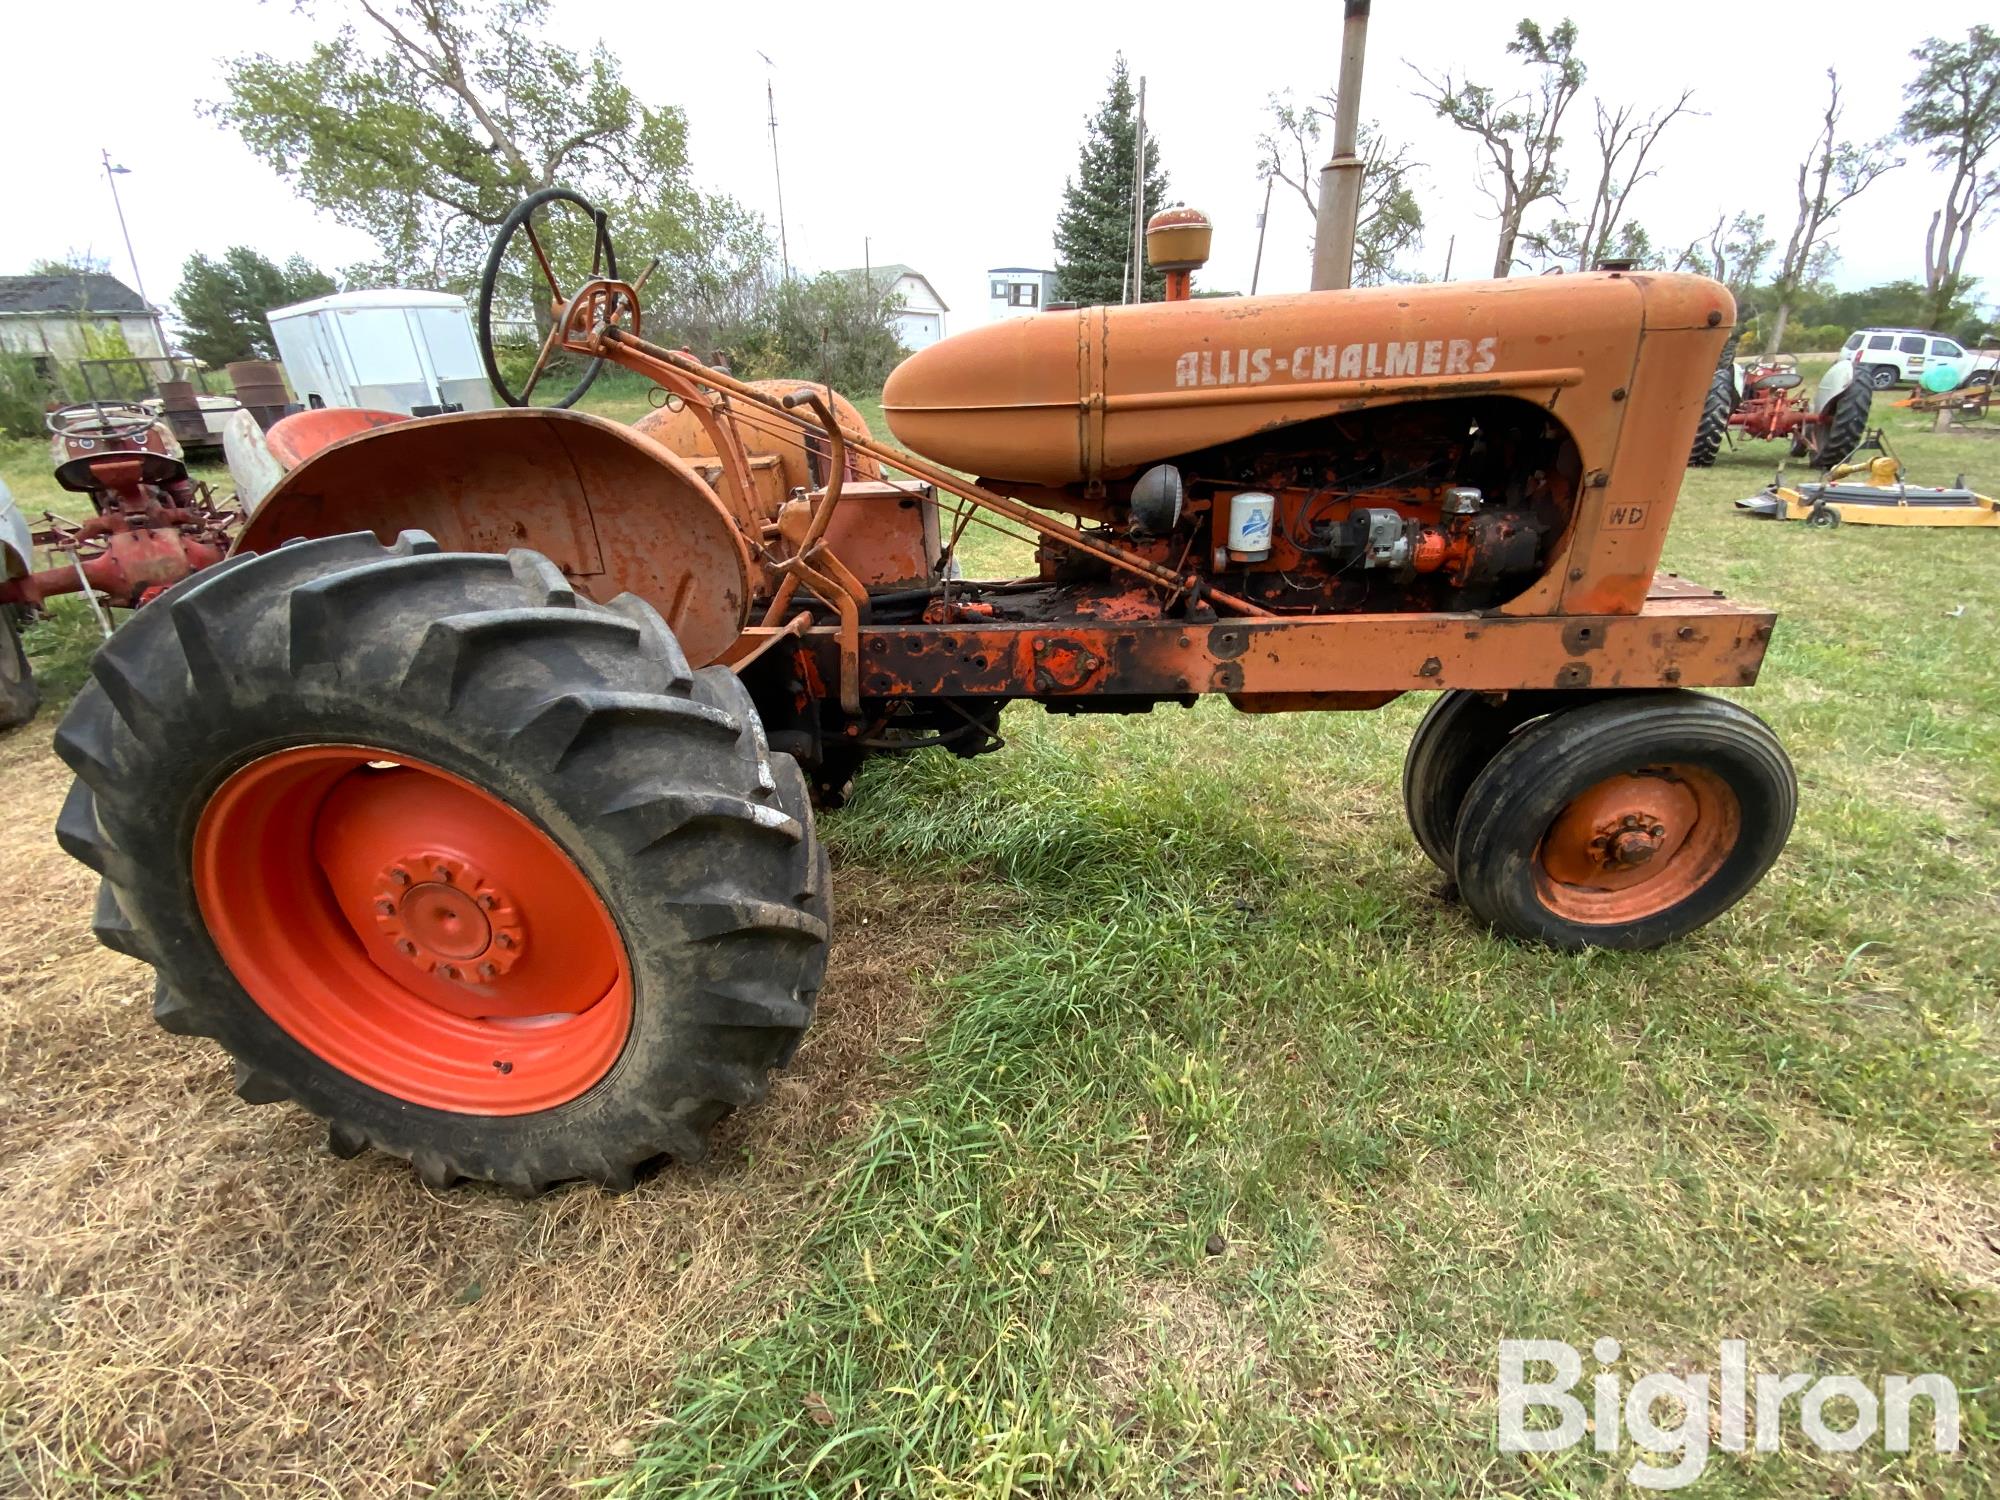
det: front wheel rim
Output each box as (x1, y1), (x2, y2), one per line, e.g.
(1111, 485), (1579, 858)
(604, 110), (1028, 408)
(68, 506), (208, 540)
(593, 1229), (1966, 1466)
(194, 745), (633, 1114)
(1533, 763), (1741, 924)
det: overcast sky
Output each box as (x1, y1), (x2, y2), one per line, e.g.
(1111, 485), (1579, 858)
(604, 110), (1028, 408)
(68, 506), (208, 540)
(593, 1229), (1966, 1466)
(4, 1), (1989, 335)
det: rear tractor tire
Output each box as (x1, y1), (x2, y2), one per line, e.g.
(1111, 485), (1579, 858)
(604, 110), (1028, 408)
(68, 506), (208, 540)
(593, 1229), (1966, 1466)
(53, 531), (829, 1192)
(0, 605), (38, 731)
(1450, 691), (1795, 950)
(1809, 375), (1872, 469)
(1686, 331), (1741, 468)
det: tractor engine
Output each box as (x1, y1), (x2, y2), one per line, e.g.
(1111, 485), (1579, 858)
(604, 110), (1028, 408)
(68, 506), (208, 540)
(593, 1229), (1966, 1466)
(1051, 395), (1575, 614)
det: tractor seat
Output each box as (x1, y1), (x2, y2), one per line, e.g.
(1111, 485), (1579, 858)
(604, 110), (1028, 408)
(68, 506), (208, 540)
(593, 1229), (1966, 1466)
(1745, 370), (1802, 392)
(55, 449), (187, 494)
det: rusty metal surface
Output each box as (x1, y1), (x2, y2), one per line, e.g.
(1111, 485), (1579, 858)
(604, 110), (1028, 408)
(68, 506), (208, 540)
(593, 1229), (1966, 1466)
(776, 580), (1773, 703)
(239, 408), (752, 667)
(265, 408), (409, 471)
(633, 380), (883, 513)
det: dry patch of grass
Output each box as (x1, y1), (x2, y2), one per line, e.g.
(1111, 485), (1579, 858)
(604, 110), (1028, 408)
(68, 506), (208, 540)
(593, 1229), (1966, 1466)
(0, 727), (959, 1496)
(1092, 1280), (1272, 1405)
(1852, 1170), (2000, 1296)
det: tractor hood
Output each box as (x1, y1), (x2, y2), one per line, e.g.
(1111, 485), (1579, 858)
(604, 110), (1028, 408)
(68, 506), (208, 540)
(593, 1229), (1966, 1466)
(883, 272), (1733, 488)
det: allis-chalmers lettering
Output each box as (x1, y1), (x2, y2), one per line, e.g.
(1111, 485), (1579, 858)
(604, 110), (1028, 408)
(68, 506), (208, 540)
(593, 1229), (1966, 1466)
(1175, 336), (1501, 388)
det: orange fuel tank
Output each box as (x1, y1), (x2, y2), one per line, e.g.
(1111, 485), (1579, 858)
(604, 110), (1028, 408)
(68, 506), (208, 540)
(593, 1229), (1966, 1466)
(881, 272), (1733, 488)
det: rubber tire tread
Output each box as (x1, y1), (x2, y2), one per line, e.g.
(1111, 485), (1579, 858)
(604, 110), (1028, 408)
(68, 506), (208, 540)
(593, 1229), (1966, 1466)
(0, 606), (38, 731)
(1686, 331), (1741, 468)
(1810, 375), (1872, 469)
(1401, 690), (1586, 872)
(51, 530), (828, 1192)
(1452, 690), (1795, 950)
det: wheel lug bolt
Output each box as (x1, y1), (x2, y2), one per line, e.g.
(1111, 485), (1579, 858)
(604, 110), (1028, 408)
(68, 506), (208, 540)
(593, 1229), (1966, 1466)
(478, 962), (498, 980)
(388, 868), (410, 886)
(395, 939), (417, 956)
(1651, 825), (1666, 838)
(376, 898), (396, 915)
(477, 893), (497, 910)
(495, 933), (515, 949)
(434, 864), (453, 883)
(438, 964), (458, 980)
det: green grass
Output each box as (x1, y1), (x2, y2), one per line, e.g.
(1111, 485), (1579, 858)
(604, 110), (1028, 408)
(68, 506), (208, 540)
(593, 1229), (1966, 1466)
(3, 382), (1993, 1496)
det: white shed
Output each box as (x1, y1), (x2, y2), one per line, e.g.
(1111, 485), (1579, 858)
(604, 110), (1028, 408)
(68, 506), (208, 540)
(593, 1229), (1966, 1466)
(835, 264), (949, 350)
(266, 289), (493, 415)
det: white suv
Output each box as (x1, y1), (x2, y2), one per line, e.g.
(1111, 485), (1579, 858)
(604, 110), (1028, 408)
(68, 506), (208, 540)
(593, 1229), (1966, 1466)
(1841, 327), (1998, 390)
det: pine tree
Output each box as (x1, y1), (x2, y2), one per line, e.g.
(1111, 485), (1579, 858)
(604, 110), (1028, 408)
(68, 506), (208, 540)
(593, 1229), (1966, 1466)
(1054, 56), (1171, 306)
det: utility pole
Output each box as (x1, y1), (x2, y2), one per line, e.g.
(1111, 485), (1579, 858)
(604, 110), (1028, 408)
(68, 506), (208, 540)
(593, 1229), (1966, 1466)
(1309, 1), (1370, 291)
(1441, 234), (1455, 282)
(101, 147), (165, 358)
(1131, 76), (1148, 303)
(762, 69), (792, 283)
(1250, 173), (1274, 295)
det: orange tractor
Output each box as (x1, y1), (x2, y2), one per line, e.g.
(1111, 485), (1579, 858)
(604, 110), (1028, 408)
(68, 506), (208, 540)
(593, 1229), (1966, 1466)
(53, 194), (1795, 1191)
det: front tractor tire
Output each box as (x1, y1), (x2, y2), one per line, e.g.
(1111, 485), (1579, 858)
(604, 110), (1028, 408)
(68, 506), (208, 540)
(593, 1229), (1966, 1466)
(53, 531), (829, 1192)
(1448, 692), (1795, 950)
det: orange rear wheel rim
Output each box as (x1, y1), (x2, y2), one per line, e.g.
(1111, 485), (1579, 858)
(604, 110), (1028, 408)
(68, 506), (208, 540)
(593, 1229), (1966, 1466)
(194, 746), (632, 1114)
(1533, 764), (1740, 924)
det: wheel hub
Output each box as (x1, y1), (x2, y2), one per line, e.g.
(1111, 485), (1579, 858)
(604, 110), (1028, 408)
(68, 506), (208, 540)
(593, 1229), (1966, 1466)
(1593, 814), (1670, 871)
(372, 853), (524, 983)
(194, 746), (632, 1115)
(1534, 763), (1742, 922)
(1541, 772), (1700, 891)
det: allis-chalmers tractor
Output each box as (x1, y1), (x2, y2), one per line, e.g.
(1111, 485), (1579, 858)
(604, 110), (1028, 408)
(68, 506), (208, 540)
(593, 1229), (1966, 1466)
(53, 192), (1797, 1192)
(1686, 332), (1873, 468)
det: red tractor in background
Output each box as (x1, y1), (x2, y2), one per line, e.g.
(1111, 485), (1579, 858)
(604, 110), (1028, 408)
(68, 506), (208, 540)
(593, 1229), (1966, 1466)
(0, 404), (243, 727)
(1687, 332), (1874, 468)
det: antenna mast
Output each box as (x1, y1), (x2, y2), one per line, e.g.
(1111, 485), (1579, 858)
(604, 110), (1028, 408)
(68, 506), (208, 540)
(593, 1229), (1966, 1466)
(765, 73), (792, 282)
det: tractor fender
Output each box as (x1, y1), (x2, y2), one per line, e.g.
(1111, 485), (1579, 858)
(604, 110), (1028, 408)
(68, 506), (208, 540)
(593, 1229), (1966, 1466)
(1814, 357), (1855, 413)
(237, 407), (753, 667)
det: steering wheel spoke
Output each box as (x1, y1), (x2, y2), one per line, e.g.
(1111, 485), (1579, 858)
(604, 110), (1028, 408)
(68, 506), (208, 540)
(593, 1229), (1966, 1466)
(476, 187), (623, 409)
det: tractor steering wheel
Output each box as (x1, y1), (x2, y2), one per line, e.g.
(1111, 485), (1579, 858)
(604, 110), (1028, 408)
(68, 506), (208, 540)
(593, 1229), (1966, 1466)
(476, 187), (618, 409)
(47, 402), (157, 441)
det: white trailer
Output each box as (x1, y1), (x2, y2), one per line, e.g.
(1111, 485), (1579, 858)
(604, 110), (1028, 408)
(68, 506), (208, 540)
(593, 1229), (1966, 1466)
(265, 290), (494, 415)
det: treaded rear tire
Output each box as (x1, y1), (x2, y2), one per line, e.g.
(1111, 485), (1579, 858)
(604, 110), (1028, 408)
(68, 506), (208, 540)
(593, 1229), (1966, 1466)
(52, 530), (829, 1192)
(0, 605), (37, 730)
(1686, 331), (1740, 468)
(1809, 375), (1872, 469)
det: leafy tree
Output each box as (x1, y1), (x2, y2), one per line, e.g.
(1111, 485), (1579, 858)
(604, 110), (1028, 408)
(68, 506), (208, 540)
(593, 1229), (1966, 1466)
(762, 273), (905, 392)
(1764, 70), (1901, 353)
(174, 248), (336, 366)
(1257, 90), (1422, 284)
(1900, 26), (2000, 329)
(1054, 56), (1171, 306)
(210, 0), (763, 298)
(1409, 18), (1586, 277)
